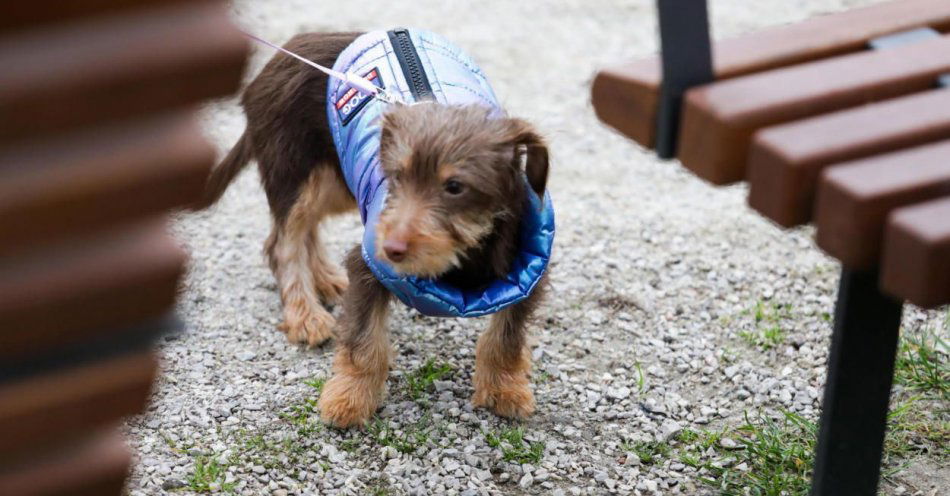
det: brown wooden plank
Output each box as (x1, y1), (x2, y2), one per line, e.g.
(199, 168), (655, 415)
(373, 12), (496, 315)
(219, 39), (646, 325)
(591, 0), (950, 147)
(0, 2), (247, 143)
(0, 0), (207, 33)
(880, 197), (950, 308)
(0, 112), (214, 256)
(678, 35), (950, 184)
(0, 221), (185, 361)
(0, 352), (157, 455)
(0, 430), (129, 496)
(813, 140), (950, 269)
(746, 87), (950, 227)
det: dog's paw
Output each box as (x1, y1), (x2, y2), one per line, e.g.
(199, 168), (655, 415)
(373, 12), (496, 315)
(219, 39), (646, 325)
(279, 310), (335, 348)
(318, 374), (378, 428)
(472, 380), (535, 419)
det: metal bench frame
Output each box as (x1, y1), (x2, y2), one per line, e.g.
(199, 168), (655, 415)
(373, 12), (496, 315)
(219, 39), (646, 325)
(654, 2), (904, 494)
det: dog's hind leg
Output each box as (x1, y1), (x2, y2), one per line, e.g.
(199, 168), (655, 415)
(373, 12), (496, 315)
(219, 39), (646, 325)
(472, 282), (546, 418)
(319, 245), (392, 427)
(266, 167), (355, 347)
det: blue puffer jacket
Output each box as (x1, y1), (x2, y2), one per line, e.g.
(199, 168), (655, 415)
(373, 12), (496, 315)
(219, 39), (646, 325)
(327, 28), (555, 318)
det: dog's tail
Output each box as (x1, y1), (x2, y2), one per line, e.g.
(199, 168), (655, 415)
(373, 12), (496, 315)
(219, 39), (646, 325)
(193, 130), (253, 209)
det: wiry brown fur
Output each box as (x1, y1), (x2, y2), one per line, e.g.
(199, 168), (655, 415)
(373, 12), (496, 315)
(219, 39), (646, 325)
(200, 32), (551, 427)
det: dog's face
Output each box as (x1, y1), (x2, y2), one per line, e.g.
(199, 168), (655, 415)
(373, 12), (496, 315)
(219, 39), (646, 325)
(375, 104), (548, 278)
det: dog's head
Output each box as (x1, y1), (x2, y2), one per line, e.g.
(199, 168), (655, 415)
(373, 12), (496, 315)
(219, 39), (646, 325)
(375, 103), (548, 279)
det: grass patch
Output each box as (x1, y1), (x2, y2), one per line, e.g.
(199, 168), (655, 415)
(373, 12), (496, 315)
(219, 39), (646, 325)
(634, 361), (646, 393)
(533, 370), (552, 384)
(687, 403), (946, 494)
(484, 426), (544, 464)
(738, 301), (791, 350)
(700, 411), (816, 495)
(894, 325), (948, 400)
(659, 318), (947, 494)
(676, 428), (700, 443)
(304, 377), (326, 392)
(279, 397), (321, 437)
(884, 314), (950, 469)
(276, 376), (329, 436)
(187, 456), (234, 493)
(368, 415), (438, 455)
(404, 359), (453, 402)
(884, 394), (950, 467)
(621, 440), (671, 465)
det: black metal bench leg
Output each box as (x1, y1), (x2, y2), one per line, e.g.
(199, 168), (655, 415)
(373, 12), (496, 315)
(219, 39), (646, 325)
(811, 268), (903, 496)
(655, 0), (713, 159)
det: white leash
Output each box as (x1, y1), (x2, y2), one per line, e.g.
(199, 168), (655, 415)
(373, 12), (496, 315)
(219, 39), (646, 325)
(241, 30), (402, 105)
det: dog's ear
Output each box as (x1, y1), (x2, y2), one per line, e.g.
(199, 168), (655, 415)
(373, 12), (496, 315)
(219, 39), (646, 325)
(503, 119), (549, 198)
(380, 109), (400, 152)
(379, 107), (413, 169)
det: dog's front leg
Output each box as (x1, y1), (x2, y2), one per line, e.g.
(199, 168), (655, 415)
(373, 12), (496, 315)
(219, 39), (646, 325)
(472, 285), (544, 419)
(319, 246), (392, 428)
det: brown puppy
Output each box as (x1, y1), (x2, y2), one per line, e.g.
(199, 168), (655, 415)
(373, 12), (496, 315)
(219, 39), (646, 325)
(202, 32), (550, 427)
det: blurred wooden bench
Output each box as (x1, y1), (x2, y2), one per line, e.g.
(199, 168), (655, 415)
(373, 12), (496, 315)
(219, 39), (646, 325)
(591, 1), (950, 494)
(0, 1), (247, 494)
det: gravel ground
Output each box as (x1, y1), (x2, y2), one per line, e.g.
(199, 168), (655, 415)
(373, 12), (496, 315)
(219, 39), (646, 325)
(125, 1), (948, 495)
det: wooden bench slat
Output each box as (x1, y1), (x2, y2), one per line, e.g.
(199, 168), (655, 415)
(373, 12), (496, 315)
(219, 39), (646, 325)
(678, 35), (950, 184)
(591, 0), (950, 148)
(0, 352), (156, 455)
(0, 222), (185, 361)
(0, 2), (247, 143)
(813, 140), (950, 269)
(746, 87), (950, 227)
(0, 0), (205, 32)
(0, 112), (214, 256)
(0, 430), (129, 496)
(881, 197), (950, 308)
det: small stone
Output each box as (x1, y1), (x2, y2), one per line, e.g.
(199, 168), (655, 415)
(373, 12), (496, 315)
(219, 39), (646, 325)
(660, 420), (682, 441)
(607, 386), (631, 401)
(252, 465), (266, 474)
(519, 473), (534, 488)
(161, 479), (186, 490)
(433, 380), (454, 392)
(719, 438), (739, 449)
(237, 351), (256, 361)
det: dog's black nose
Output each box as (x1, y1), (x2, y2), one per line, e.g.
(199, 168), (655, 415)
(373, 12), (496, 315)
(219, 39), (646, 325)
(383, 239), (408, 262)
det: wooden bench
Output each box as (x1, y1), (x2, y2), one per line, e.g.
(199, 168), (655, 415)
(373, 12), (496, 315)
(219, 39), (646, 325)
(591, 1), (950, 494)
(0, 1), (247, 493)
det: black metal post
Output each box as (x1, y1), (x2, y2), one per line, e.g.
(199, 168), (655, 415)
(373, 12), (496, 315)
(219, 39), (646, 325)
(655, 0), (714, 159)
(811, 269), (903, 496)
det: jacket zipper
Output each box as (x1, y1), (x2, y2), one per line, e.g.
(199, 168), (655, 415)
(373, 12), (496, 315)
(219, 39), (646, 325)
(387, 29), (434, 101)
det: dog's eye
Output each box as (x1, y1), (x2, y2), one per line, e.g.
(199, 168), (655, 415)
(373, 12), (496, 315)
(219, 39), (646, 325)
(443, 180), (465, 195)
